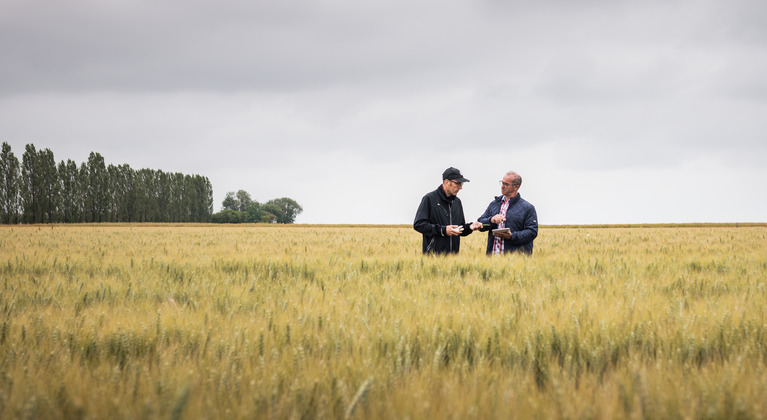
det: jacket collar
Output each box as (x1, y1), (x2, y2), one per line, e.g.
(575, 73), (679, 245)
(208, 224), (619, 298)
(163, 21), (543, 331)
(437, 185), (456, 202)
(496, 194), (521, 206)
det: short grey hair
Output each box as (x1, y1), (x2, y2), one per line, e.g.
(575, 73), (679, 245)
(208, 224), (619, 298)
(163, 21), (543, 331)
(505, 171), (522, 188)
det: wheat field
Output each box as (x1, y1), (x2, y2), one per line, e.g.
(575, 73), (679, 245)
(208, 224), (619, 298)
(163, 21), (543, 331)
(1, 224), (766, 419)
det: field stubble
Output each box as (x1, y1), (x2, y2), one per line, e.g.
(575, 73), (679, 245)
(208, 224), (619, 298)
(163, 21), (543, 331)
(1, 224), (767, 419)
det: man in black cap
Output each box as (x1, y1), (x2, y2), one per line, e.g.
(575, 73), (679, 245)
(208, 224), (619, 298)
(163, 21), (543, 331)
(414, 167), (482, 254)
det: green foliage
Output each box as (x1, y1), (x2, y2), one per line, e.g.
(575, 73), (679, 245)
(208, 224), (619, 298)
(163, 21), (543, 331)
(236, 189), (252, 212)
(0, 142), (21, 223)
(210, 209), (250, 223)
(222, 189), (253, 213)
(221, 191), (237, 211)
(0, 143), (214, 224)
(86, 151), (108, 222)
(245, 201), (272, 223)
(260, 202), (281, 223)
(20, 144), (62, 223)
(213, 190), (303, 224)
(265, 197), (303, 224)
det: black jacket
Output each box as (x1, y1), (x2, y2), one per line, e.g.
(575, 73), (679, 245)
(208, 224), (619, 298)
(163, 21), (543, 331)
(413, 186), (473, 254)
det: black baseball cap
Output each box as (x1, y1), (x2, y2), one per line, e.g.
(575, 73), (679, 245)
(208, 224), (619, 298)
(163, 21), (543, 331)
(442, 167), (470, 183)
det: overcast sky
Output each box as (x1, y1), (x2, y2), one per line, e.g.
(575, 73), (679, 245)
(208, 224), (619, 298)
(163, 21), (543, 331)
(2, 0), (765, 224)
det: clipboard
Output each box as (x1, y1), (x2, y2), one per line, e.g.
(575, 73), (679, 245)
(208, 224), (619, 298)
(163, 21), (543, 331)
(492, 228), (510, 234)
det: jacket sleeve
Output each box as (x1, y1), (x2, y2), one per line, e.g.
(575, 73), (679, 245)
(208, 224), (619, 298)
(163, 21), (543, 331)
(509, 205), (538, 245)
(413, 195), (445, 237)
(476, 200), (497, 231)
(456, 203), (473, 236)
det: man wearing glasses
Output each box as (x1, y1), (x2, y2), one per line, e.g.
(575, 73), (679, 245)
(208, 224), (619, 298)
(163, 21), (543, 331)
(477, 171), (538, 255)
(414, 167), (482, 254)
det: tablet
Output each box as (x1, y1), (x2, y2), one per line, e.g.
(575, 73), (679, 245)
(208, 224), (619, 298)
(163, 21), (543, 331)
(492, 228), (510, 234)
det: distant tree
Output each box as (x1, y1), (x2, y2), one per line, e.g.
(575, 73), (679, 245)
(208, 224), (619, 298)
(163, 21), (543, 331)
(156, 170), (170, 222)
(86, 152), (109, 222)
(214, 191), (302, 224)
(198, 175), (214, 222)
(0, 142), (21, 224)
(186, 175), (213, 222)
(222, 191), (238, 211)
(220, 189), (253, 213)
(38, 148), (59, 223)
(116, 164), (134, 222)
(21, 144), (43, 223)
(107, 163), (133, 222)
(129, 168), (148, 222)
(143, 169), (159, 222)
(180, 175), (195, 222)
(236, 190), (252, 212)
(58, 159), (79, 223)
(18, 146), (60, 223)
(6, 143), (214, 224)
(265, 197), (303, 224)
(77, 162), (89, 222)
(244, 201), (264, 223)
(260, 202), (281, 223)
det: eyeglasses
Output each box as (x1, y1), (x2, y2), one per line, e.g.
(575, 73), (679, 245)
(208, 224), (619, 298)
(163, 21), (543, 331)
(499, 181), (512, 187)
(449, 180), (463, 187)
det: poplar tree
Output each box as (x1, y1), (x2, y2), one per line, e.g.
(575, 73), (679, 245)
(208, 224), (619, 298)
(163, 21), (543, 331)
(86, 152), (109, 222)
(58, 159), (80, 223)
(0, 142), (21, 224)
(38, 148), (59, 223)
(21, 144), (42, 223)
(3, 143), (214, 224)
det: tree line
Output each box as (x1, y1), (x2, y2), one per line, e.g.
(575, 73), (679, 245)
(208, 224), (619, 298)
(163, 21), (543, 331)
(211, 190), (303, 224)
(1, 142), (213, 224)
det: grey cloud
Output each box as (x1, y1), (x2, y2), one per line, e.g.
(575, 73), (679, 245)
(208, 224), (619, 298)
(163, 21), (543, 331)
(2, 0), (766, 223)
(1, 0), (489, 94)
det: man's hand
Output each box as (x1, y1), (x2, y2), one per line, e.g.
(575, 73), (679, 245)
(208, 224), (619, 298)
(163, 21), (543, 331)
(470, 221), (482, 230)
(491, 214), (506, 224)
(445, 225), (461, 236)
(492, 230), (512, 240)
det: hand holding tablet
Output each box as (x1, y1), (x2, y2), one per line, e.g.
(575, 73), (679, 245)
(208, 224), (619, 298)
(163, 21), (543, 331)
(492, 228), (511, 239)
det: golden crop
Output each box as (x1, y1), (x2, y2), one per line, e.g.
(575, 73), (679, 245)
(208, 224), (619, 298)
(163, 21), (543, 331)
(1, 224), (766, 419)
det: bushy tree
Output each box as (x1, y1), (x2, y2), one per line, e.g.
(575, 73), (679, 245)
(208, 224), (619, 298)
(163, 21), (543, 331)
(222, 191), (238, 211)
(260, 202), (281, 223)
(265, 197), (303, 224)
(222, 189), (253, 213)
(212, 190), (302, 224)
(236, 190), (252, 212)
(244, 201), (264, 223)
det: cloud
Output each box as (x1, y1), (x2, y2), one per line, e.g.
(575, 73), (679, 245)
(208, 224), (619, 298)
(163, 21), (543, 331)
(1, 0), (766, 224)
(1, 0), (489, 94)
